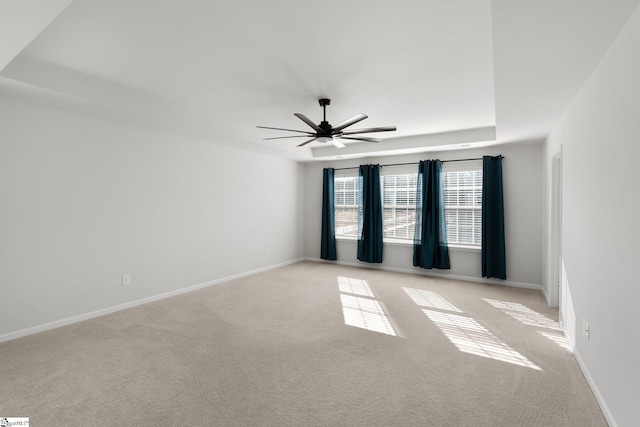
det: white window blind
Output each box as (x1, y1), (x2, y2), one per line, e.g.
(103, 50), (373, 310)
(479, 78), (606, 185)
(442, 170), (482, 246)
(381, 174), (417, 240)
(334, 176), (359, 238)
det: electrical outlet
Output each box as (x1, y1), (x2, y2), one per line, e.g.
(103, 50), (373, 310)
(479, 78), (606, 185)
(265, 247), (270, 256)
(122, 274), (131, 286)
(583, 318), (590, 340)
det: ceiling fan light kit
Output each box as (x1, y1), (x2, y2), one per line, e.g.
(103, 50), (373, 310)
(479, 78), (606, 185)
(257, 98), (396, 148)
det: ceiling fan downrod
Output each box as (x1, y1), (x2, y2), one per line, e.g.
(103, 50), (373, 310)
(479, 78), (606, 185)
(318, 98), (332, 134)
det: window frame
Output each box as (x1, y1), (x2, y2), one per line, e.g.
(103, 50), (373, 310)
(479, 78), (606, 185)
(333, 175), (360, 239)
(380, 172), (418, 241)
(441, 160), (483, 249)
(332, 162), (483, 250)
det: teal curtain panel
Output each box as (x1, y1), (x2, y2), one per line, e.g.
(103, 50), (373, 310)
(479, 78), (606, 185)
(321, 168), (337, 260)
(413, 159), (450, 269)
(357, 164), (383, 263)
(481, 155), (507, 279)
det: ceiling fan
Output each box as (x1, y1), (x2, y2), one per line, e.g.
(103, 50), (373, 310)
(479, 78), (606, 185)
(257, 98), (396, 148)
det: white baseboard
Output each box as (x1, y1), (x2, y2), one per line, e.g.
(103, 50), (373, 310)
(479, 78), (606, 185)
(540, 283), (550, 304)
(0, 258), (304, 344)
(304, 257), (543, 292)
(573, 349), (617, 427)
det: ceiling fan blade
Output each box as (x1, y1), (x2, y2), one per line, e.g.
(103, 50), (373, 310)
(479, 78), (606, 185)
(263, 134), (315, 140)
(294, 113), (322, 132)
(340, 136), (381, 143)
(332, 138), (346, 149)
(332, 113), (368, 132)
(341, 126), (397, 135)
(256, 125), (311, 134)
(297, 137), (317, 147)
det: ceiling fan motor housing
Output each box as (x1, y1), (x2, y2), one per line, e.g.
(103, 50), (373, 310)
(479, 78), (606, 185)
(319, 121), (333, 135)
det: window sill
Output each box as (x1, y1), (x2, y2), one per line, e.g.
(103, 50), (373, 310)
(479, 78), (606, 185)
(384, 238), (414, 246)
(336, 237), (412, 246)
(336, 237), (480, 251)
(447, 244), (481, 252)
(336, 236), (358, 241)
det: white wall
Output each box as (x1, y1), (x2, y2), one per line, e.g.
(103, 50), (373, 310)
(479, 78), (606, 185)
(0, 96), (305, 338)
(304, 141), (543, 288)
(544, 5), (640, 426)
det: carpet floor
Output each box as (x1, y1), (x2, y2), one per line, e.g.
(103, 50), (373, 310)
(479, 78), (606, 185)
(0, 261), (606, 426)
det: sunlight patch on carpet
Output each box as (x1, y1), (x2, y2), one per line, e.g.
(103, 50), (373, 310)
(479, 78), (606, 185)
(338, 276), (375, 297)
(539, 331), (573, 351)
(402, 288), (462, 312)
(340, 294), (396, 336)
(482, 298), (561, 330)
(423, 309), (541, 370)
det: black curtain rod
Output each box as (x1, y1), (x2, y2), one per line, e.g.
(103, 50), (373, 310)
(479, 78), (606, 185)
(333, 156), (502, 171)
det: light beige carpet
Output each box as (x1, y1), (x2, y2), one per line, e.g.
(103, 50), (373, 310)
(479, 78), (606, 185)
(0, 261), (606, 426)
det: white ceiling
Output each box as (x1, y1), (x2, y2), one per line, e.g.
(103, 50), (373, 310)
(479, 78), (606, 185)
(1, 0), (639, 161)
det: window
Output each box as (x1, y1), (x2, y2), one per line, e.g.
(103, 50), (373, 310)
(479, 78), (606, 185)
(334, 176), (359, 238)
(381, 174), (417, 240)
(443, 170), (482, 246)
(334, 167), (482, 246)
